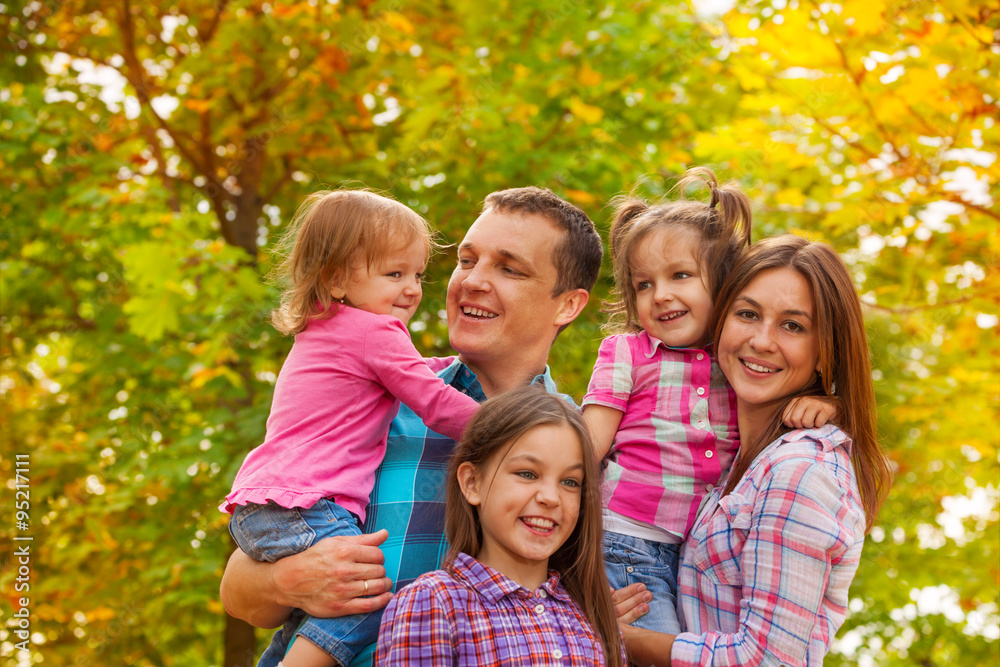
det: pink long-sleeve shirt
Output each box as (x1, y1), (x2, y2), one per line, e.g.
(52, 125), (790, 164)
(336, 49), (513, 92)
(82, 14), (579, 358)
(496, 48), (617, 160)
(221, 305), (479, 522)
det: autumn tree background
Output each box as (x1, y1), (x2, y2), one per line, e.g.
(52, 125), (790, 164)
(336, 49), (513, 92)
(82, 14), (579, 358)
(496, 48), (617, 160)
(1, 0), (997, 665)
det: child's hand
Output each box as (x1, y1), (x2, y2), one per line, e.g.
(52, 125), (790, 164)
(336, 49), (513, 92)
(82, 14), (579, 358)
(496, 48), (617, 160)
(782, 396), (839, 429)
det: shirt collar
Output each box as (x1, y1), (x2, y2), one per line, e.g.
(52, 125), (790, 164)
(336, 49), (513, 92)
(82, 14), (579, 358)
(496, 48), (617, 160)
(451, 552), (571, 605)
(639, 331), (714, 359)
(442, 359), (568, 405)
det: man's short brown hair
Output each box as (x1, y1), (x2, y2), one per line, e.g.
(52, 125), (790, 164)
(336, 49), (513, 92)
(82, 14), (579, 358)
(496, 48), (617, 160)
(483, 187), (603, 297)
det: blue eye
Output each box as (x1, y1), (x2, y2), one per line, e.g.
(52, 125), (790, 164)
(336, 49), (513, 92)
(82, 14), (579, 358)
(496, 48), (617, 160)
(636, 280), (652, 291)
(561, 478), (582, 489)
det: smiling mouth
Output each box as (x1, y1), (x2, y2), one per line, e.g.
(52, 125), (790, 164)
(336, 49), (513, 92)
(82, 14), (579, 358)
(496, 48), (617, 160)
(741, 359), (779, 373)
(658, 311), (687, 322)
(462, 306), (498, 319)
(521, 517), (556, 533)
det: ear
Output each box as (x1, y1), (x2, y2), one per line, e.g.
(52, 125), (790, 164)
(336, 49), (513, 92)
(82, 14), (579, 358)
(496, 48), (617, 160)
(553, 288), (590, 328)
(328, 271), (347, 300)
(456, 462), (482, 507)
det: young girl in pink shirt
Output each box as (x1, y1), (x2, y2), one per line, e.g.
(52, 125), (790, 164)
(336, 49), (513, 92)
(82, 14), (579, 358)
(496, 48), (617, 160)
(220, 190), (479, 667)
(583, 169), (833, 635)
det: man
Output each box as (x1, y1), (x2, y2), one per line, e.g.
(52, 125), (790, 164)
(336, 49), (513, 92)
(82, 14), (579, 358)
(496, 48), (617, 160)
(220, 186), (604, 665)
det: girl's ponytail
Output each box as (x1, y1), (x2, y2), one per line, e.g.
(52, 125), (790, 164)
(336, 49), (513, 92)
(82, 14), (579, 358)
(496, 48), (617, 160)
(603, 168), (753, 335)
(608, 197), (649, 258)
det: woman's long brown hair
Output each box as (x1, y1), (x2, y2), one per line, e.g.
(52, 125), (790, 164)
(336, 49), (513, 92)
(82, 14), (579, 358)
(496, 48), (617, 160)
(713, 235), (892, 532)
(444, 386), (623, 667)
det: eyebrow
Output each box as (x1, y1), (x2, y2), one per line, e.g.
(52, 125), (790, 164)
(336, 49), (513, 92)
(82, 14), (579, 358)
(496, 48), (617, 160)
(736, 295), (814, 320)
(507, 453), (585, 472)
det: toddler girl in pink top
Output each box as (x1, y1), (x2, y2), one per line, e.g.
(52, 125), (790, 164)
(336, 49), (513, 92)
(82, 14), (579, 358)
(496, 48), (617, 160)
(220, 190), (479, 667)
(582, 168), (834, 635)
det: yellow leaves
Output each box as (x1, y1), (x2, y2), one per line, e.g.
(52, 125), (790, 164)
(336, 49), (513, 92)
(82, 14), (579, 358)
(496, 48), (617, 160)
(87, 606), (117, 622)
(207, 599), (224, 615)
(568, 98), (603, 125)
(732, 63), (768, 92)
(382, 12), (415, 35)
(895, 68), (941, 107)
(564, 189), (597, 206)
(513, 64), (532, 80)
(577, 64), (602, 87)
(507, 103), (539, 124)
(185, 99), (212, 113)
(34, 603), (68, 622)
(774, 188), (807, 207)
(844, 0), (887, 36)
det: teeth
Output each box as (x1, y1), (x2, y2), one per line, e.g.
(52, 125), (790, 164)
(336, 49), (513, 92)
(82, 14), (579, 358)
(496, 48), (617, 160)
(744, 360), (777, 373)
(463, 306), (497, 318)
(659, 311), (685, 321)
(523, 517), (555, 529)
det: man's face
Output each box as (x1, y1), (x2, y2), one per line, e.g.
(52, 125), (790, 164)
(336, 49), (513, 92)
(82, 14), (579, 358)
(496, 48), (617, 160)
(446, 209), (572, 376)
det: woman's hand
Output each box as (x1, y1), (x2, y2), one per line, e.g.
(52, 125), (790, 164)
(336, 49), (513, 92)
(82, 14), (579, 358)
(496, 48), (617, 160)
(611, 582), (652, 626)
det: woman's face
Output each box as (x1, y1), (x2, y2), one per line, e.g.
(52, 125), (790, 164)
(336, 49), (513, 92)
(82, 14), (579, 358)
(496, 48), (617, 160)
(718, 267), (821, 416)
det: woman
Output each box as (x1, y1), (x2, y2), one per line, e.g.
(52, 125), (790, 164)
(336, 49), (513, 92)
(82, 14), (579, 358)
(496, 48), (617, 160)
(619, 235), (893, 666)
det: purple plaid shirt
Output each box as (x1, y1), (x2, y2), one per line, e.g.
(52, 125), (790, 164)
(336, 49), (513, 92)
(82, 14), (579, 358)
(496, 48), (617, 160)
(583, 332), (739, 537)
(375, 552), (619, 666)
(674, 425), (866, 666)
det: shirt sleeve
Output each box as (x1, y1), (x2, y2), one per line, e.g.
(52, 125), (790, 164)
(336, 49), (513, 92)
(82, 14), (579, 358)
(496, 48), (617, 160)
(672, 447), (863, 666)
(582, 335), (634, 411)
(375, 578), (457, 666)
(365, 317), (479, 441)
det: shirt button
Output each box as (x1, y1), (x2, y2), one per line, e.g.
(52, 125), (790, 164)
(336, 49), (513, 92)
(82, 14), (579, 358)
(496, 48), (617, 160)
(696, 353), (704, 361)
(706, 484), (714, 492)
(538, 590), (547, 598)
(553, 649), (564, 659)
(626, 566), (634, 573)
(696, 387), (706, 396)
(705, 450), (714, 459)
(697, 421), (706, 429)
(534, 604), (545, 614)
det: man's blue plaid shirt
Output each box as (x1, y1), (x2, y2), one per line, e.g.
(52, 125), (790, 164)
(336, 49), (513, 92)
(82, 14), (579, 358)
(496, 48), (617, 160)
(348, 357), (568, 666)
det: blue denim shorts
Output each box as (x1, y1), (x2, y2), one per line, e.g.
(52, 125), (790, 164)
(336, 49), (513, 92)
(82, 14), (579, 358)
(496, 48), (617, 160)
(602, 530), (682, 634)
(229, 499), (383, 667)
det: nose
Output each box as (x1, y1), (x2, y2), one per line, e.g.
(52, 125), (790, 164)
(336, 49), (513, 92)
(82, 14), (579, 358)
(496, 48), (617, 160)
(403, 276), (421, 297)
(653, 282), (672, 304)
(749, 324), (776, 352)
(535, 479), (560, 507)
(458, 262), (491, 293)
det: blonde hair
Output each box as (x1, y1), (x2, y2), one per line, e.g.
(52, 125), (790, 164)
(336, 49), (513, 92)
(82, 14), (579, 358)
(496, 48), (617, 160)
(713, 235), (892, 532)
(270, 189), (436, 335)
(604, 167), (752, 335)
(444, 386), (623, 667)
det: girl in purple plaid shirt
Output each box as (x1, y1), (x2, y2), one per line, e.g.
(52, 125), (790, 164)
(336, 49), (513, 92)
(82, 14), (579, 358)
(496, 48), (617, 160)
(375, 386), (625, 666)
(582, 168), (835, 635)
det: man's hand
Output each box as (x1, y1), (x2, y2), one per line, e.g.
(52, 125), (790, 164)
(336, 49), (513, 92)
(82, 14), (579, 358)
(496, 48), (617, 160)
(221, 529), (394, 628)
(272, 530), (394, 618)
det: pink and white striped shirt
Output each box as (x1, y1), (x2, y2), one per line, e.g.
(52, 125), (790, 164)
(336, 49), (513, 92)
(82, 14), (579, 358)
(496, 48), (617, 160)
(583, 332), (739, 539)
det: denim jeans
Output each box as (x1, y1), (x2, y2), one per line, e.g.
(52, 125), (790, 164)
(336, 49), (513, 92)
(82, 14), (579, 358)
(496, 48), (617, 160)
(602, 530), (682, 634)
(230, 499), (383, 667)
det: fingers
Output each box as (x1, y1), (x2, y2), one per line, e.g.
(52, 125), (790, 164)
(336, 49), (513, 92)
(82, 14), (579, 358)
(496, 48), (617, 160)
(335, 591), (394, 616)
(611, 582), (652, 625)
